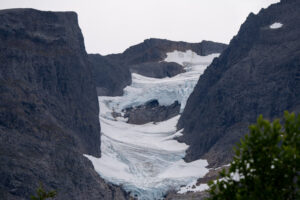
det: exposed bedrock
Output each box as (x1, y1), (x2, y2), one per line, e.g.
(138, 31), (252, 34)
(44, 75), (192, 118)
(89, 54), (132, 96)
(129, 61), (185, 78)
(107, 38), (228, 65)
(123, 100), (180, 125)
(90, 39), (227, 97)
(0, 8), (128, 200)
(178, 0), (300, 167)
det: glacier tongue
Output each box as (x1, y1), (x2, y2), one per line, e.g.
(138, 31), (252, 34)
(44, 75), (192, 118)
(84, 51), (219, 199)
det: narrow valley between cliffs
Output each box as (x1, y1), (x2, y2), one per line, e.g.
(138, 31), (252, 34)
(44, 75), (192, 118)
(85, 51), (221, 199)
(1, 0), (299, 200)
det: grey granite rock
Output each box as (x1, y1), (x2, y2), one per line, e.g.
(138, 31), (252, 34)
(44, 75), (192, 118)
(89, 39), (227, 97)
(129, 61), (185, 78)
(90, 39), (227, 96)
(123, 100), (180, 124)
(108, 38), (228, 65)
(178, 0), (300, 167)
(0, 8), (128, 200)
(89, 54), (132, 96)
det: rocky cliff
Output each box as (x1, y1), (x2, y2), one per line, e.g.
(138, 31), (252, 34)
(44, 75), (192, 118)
(0, 8), (127, 200)
(124, 100), (180, 124)
(108, 38), (227, 65)
(178, 0), (300, 167)
(89, 54), (132, 96)
(90, 39), (227, 96)
(129, 61), (185, 78)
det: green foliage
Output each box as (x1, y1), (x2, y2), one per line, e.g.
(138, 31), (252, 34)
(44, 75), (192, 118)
(207, 111), (300, 200)
(30, 183), (56, 200)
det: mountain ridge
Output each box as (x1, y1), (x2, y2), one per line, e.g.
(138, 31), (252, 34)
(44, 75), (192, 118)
(90, 39), (227, 96)
(0, 8), (128, 200)
(177, 0), (300, 167)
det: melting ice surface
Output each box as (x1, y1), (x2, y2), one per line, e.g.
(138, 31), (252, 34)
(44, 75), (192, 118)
(84, 50), (220, 199)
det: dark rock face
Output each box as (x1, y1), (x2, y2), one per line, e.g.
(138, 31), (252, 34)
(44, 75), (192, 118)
(107, 38), (228, 65)
(106, 39), (227, 79)
(178, 0), (300, 167)
(130, 62), (185, 78)
(89, 54), (132, 96)
(0, 9), (127, 200)
(124, 100), (180, 124)
(90, 39), (227, 96)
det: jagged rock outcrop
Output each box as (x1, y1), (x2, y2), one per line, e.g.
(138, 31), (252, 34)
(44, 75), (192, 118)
(123, 100), (180, 124)
(130, 61), (185, 78)
(107, 38), (228, 65)
(89, 54), (132, 96)
(178, 0), (300, 167)
(0, 8), (128, 200)
(90, 39), (227, 96)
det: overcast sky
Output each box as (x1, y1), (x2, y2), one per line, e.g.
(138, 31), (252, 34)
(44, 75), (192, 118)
(1, 0), (279, 55)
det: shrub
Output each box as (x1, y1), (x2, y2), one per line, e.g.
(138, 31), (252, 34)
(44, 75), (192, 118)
(207, 112), (300, 200)
(30, 183), (56, 200)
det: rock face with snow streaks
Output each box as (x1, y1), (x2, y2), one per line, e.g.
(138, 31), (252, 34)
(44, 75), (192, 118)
(178, 0), (300, 167)
(108, 38), (227, 65)
(90, 39), (227, 96)
(0, 8), (127, 200)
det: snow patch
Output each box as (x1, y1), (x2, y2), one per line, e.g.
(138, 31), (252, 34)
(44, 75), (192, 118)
(177, 180), (209, 194)
(270, 22), (283, 29)
(164, 50), (219, 67)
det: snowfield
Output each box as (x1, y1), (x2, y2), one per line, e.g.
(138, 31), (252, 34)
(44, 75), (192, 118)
(84, 50), (220, 199)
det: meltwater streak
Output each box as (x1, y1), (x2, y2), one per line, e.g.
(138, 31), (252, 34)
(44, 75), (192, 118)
(85, 50), (219, 199)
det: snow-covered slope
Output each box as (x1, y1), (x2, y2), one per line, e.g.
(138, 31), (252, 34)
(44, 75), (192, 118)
(100, 51), (219, 112)
(85, 50), (219, 199)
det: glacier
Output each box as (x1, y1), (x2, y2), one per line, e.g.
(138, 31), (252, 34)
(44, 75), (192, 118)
(99, 51), (220, 112)
(84, 50), (220, 199)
